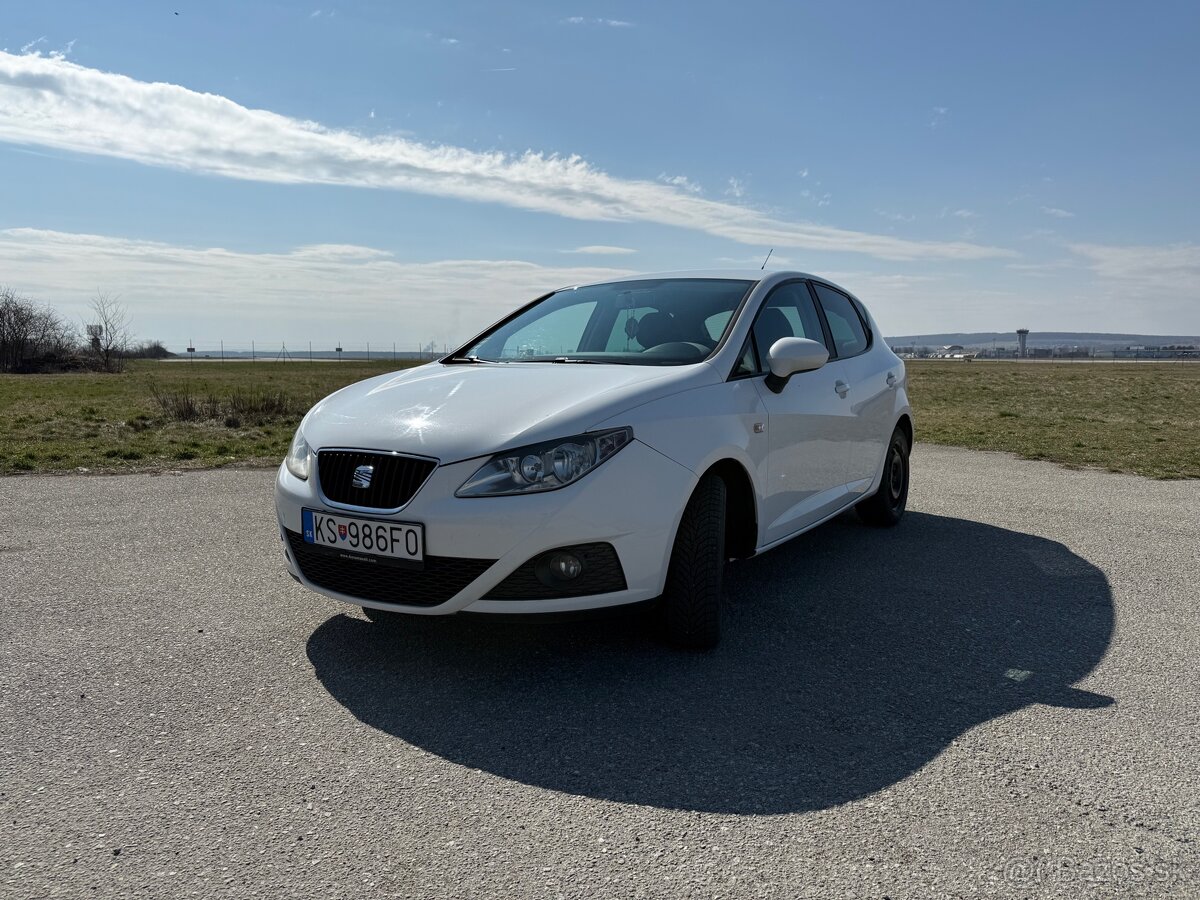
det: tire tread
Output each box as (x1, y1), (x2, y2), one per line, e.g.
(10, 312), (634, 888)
(658, 474), (726, 649)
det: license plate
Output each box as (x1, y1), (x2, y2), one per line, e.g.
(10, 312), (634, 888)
(302, 508), (424, 564)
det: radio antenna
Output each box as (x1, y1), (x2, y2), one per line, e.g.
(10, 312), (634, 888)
(760, 248), (773, 270)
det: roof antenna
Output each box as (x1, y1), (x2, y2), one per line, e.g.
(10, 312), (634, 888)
(760, 248), (773, 270)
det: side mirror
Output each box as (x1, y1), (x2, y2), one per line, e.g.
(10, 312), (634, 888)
(764, 337), (829, 393)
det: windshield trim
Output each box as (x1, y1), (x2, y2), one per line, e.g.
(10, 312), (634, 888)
(442, 278), (759, 368)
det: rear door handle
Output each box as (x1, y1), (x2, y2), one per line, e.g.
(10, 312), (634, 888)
(834, 380), (850, 398)
(886, 372), (898, 388)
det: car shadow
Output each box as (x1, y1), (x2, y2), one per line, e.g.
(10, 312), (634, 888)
(306, 512), (1114, 814)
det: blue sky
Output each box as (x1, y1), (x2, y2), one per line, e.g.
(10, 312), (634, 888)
(1, 0), (1197, 349)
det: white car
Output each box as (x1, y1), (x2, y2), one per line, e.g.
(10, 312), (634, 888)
(275, 271), (912, 648)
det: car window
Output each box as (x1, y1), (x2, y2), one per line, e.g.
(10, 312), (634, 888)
(464, 278), (754, 366)
(812, 284), (869, 357)
(704, 310), (733, 342)
(604, 306), (657, 351)
(492, 301), (598, 359)
(752, 282), (825, 365)
(732, 337), (757, 377)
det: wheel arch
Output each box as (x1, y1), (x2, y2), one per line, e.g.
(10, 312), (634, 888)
(895, 412), (914, 449)
(703, 458), (758, 559)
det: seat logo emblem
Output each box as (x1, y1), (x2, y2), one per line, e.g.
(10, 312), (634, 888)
(351, 465), (374, 489)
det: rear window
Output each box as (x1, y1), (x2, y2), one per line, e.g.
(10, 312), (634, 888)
(812, 283), (870, 357)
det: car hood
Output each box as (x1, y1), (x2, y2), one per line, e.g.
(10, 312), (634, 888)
(301, 361), (716, 463)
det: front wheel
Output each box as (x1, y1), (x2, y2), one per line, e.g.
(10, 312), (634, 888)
(856, 428), (910, 527)
(656, 474), (726, 650)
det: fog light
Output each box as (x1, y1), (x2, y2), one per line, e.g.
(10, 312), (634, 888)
(548, 552), (582, 580)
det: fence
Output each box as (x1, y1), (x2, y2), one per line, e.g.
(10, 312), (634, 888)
(158, 341), (450, 363)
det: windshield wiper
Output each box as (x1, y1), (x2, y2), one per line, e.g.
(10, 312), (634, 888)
(444, 355), (490, 364)
(549, 356), (601, 364)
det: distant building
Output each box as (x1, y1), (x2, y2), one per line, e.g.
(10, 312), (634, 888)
(1017, 328), (1029, 358)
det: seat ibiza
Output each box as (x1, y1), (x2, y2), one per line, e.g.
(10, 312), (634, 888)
(275, 271), (913, 648)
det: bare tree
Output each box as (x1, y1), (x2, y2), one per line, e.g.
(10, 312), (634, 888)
(86, 293), (132, 373)
(0, 287), (78, 372)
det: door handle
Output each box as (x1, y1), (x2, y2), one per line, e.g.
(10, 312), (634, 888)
(834, 380), (850, 398)
(886, 372), (898, 388)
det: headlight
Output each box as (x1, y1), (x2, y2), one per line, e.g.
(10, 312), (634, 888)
(456, 427), (632, 497)
(285, 428), (312, 480)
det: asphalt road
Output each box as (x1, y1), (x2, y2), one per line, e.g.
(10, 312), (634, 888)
(2, 446), (1197, 899)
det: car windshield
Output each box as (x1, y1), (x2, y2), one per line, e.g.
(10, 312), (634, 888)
(459, 278), (756, 366)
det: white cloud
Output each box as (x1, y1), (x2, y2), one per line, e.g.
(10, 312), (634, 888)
(876, 209), (915, 223)
(952, 208), (978, 219)
(0, 51), (1014, 262)
(1069, 242), (1200, 284)
(1005, 260), (1079, 276)
(19, 37), (46, 53)
(560, 245), (637, 255)
(658, 173), (703, 195)
(725, 177), (745, 199)
(1041, 206), (1075, 218)
(440, 37), (460, 45)
(562, 17), (632, 27)
(1021, 228), (1057, 240)
(0, 227), (633, 346)
(930, 106), (949, 129)
(716, 254), (794, 268)
(1066, 242), (1200, 328)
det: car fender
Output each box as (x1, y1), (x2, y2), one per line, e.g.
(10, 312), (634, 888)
(593, 376), (768, 547)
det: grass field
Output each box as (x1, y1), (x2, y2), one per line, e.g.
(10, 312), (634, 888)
(0, 360), (412, 476)
(1, 359), (1198, 479)
(907, 360), (1200, 479)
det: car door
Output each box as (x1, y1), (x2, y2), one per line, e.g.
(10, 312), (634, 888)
(747, 281), (854, 544)
(810, 282), (892, 494)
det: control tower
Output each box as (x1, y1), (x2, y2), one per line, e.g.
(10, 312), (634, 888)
(1017, 328), (1029, 359)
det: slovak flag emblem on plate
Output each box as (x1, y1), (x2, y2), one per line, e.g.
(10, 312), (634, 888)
(338, 524), (348, 540)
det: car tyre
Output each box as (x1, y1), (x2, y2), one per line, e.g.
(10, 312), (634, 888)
(856, 428), (910, 527)
(656, 473), (726, 650)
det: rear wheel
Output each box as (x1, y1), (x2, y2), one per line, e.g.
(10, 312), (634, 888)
(856, 428), (910, 527)
(656, 474), (726, 650)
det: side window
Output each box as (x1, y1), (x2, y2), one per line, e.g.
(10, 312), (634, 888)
(812, 284), (869, 357)
(732, 337), (757, 377)
(752, 282), (825, 360)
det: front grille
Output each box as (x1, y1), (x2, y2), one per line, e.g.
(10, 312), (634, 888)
(286, 530), (495, 607)
(317, 450), (437, 509)
(483, 542), (627, 600)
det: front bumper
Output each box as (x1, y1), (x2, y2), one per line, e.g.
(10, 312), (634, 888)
(274, 439), (697, 614)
